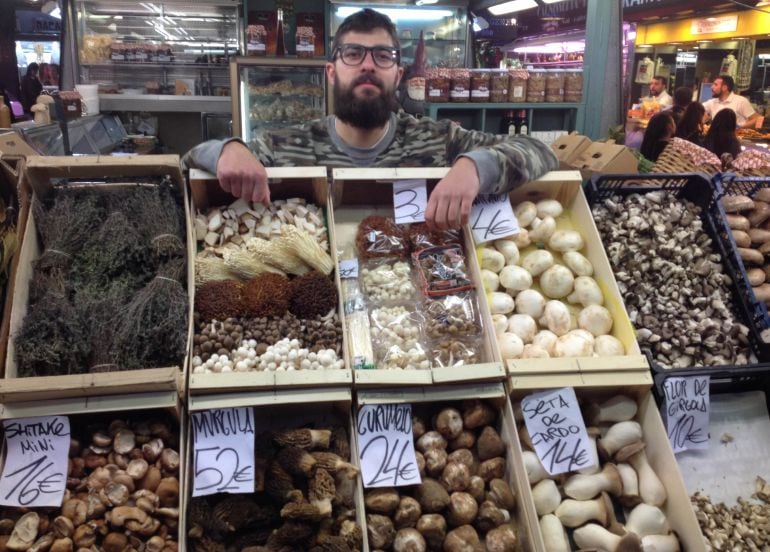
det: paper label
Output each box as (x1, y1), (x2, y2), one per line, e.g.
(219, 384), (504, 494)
(521, 388), (595, 476)
(513, 86), (524, 97)
(191, 407), (256, 497)
(0, 416), (70, 507)
(393, 179), (427, 224)
(247, 44), (266, 52)
(357, 404), (421, 488)
(297, 44), (314, 53)
(471, 90), (490, 98)
(470, 193), (520, 244)
(663, 376), (710, 453)
(429, 89), (442, 97)
(339, 259), (359, 279)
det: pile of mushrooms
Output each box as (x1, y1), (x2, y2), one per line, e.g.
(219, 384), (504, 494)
(479, 198), (625, 360)
(517, 394), (681, 552)
(0, 418), (180, 551)
(364, 400), (518, 551)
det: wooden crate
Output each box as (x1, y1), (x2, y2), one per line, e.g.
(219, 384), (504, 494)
(0, 390), (185, 549)
(183, 387), (365, 552)
(2, 155), (192, 402)
(507, 365), (705, 552)
(331, 168), (505, 388)
(356, 383), (541, 552)
(187, 168), (352, 393)
(484, 170), (648, 375)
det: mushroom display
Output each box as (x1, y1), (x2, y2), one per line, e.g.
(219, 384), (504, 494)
(0, 415), (181, 551)
(362, 400), (519, 551)
(478, 198), (627, 360)
(515, 393), (681, 551)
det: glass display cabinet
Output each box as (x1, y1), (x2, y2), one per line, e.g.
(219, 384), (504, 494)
(74, 0), (240, 109)
(329, 3), (469, 68)
(230, 57), (328, 143)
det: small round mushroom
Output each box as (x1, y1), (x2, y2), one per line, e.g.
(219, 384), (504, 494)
(440, 462), (471, 492)
(393, 528), (426, 552)
(367, 514), (396, 550)
(487, 479), (516, 510)
(486, 524), (518, 552)
(444, 525), (482, 551)
(424, 448), (448, 478)
(394, 496), (422, 529)
(416, 431), (447, 454)
(446, 492), (479, 527)
(414, 479), (450, 513)
(416, 514), (446, 550)
(365, 488), (401, 515)
(449, 430), (476, 451)
(476, 426), (505, 461)
(434, 408), (463, 440)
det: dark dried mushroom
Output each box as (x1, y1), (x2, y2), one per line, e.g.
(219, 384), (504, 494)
(414, 478), (450, 513)
(476, 426), (505, 461)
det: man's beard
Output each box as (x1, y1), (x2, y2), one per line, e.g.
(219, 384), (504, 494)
(334, 73), (399, 130)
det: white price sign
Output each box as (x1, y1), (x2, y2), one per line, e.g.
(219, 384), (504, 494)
(357, 404), (421, 488)
(663, 376), (710, 454)
(0, 416), (70, 507)
(192, 407), (256, 497)
(338, 259), (359, 279)
(393, 180), (427, 224)
(470, 194), (519, 244)
(521, 388), (595, 476)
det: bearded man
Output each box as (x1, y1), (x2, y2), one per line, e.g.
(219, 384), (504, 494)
(184, 9), (557, 229)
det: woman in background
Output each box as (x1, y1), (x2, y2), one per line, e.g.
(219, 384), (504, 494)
(669, 86), (693, 125)
(674, 102), (706, 146)
(640, 111), (675, 162)
(704, 108), (741, 160)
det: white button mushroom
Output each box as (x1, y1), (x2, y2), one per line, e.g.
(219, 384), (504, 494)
(493, 239), (520, 266)
(577, 305), (614, 336)
(481, 247), (506, 273)
(536, 198), (564, 219)
(514, 201), (538, 227)
(515, 289), (546, 319)
(481, 269), (500, 292)
(548, 230), (585, 252)
(554, 332), (594, 357)
(522, 250), (555, 276)
(506, 314), (537, 343)
(540, 264), (575, 299)
(499, 265), (533, 293)
(489, 292), (515, 315)
(491, 314), (509, 335)
(513, 229), (531, 248)
(567, 276), (604, 307)
(529, 216), (557, 243)
(563, 251), (594, 276)
(539, 300), (572, 336)
(498, 332), (524, 359)
(594, 335), (625, 356)
(521, 344), (550, 358)
(532, 330), (558, 355)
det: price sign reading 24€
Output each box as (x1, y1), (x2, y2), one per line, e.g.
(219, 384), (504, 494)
(192, 407), (255, 497)
(357, 404), (422, 488)
(393, 180), (427, 225)
(521, 387), (594, 476)
(0, 416), (70, 507)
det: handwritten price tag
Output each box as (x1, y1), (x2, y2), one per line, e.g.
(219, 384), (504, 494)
(357, 404), (422, 488)
(663, 376), (710, 453)
(393, 180), (427, 225)
(339, 259), (359, 279)
(521, 388), (594, 476)
(192, 407), (255, 497)
(470, 194), (519, 244)
(0, 416), (70, 507)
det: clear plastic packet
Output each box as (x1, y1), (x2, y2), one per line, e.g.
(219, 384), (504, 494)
(414, 244), (473, 296)
(407, 222), (461, 250)
(376, 342), (431, 370)
(370, 304), (424, 351)
(430, 337), (481, 368)
(422, 292), (482, 339)
(356, 215), (408, 259)
(360, 259), (416, 303)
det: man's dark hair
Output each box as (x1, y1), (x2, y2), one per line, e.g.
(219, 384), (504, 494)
(26, 62), (39, 76)
(716, 74), (735, 92)
(652, 75), (667, 87)
(673, 86), (692, 108)
(331, 8), (400, 61)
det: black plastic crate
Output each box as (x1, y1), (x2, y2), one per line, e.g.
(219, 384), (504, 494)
(713, 173), (770, 343)
(584, 172), (770, 378)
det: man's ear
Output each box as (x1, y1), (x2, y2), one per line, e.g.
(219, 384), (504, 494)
(326, 62), (336, 84)
(395, 66), (404, 87)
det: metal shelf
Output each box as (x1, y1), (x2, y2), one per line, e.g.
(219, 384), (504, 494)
(98, 93), (231, 113)
(426, 102), (584, 134)
(82, 61), (229, 68)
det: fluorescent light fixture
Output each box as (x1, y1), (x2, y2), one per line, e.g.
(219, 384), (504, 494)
(415, 0), (439, 5)
(335, 6), (453, 21)
(637, 44), (652, 47)
(488, 0), (537, 16)
(542, 0), (568, 3)
(513, 40), (584, 54)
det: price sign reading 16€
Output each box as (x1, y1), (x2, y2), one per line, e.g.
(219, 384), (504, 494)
(192, 407), (255, 497)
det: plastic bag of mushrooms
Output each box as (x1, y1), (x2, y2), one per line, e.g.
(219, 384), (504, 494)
(0, 416), (181, 552)
(517, 394), (681, 552)
(362, 400), (519, 552)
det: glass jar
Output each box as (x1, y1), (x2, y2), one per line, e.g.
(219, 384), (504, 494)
(545, 69), (565, 102)
(490, 71), (509, 103)
(426, 68), (450, 102)
(508, 69), (528, 102)
(564, 68), (584, 102)
(470, 69), (491, 103)
(526, 68), (546, 103)
(450, 69), (471, 102)
(295, 26), (315, 58)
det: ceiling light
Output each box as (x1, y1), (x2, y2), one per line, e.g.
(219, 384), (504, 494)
(415, 0), (439, 5)
(488, 0), (537, 16)
(336, 6), (453, 21)
(637, 44), (652, 47)
(541, 0), (568, 3)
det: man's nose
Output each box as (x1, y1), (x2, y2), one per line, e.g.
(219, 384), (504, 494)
(359, 50), (378, 70)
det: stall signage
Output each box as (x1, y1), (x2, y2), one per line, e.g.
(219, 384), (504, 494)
(662, 376), (710, 453)
(691, 15), (738, 35)
(15, 11), (62, 35)
(357, 403), (421, 488)
(515, 0), (587, 39)
(470, 193), (519, 244)
(191, 407), (255, 497)
(0, 416), (70, 507)
(393, 180), (427, 225)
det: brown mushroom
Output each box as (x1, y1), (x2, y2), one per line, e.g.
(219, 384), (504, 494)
(49, 537), (73, 552)
(160, 448), (180, 472)
(156, 477), (180, 508)
(126, 458), (149, 480)
(414, 478), (450, 513)
(412, 416), (428, 439)
(309, 468), (336, 517)
(416, 431), (448, 454)
(485, 524), (517, 552)
(367, 514), (396, 550)
(449, 430), (476, 451)
(424, 448), (448, 478)
(52, 517), (74, 539)
(107, 506), (148, 527)
(61, 499), (87, 526)
(364, 488), (400, 515)
(142, 438), (165, 463)
(440, 462), (471, 492)
(273, 428), (331, 449)
(447, 449), (477, 475)
(393, 528), (427, 552)
(486, 479), (516, 510)
(393, 496), (422, 529)
(446, 492), (479, 527)
(434, 408), (463, 440)
(416, 514), (446, 550)
(113, 429), (136, 455)
(72, 523), (96, 549)
(475, 501), (508, 533)
(444, 524), (482, 551)
(7, 513), (39, 551)
(478, 457), (506, 482)
(476, 426), (505, 461)
(462, 400), (496, 429)
(139, 466), (162, 492)
(467, 475), (486, 504)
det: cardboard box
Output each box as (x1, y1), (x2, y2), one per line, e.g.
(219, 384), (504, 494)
(2, 155), (192, 403)
(550, 133), (592, 165)
(187, 167), (352, 393)
(330, 168), (505, 388)
(573, 141), (639, 176)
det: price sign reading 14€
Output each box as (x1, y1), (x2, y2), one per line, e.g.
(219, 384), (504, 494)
(357, 403), (422, 488)
(0, 416), (70, 508)
(393, 180), (427, 225)
(192, 407), (255, 497)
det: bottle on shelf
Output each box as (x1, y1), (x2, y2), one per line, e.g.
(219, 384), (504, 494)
(518, 109), (529, 135)
(276, 9), (287, 56)
(500, 109), (517, 136)
(0, 96), (11, 129)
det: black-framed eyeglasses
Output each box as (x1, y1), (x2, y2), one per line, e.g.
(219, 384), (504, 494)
(333, 44), (400, 68)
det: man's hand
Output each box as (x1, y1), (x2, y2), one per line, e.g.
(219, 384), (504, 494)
(216, 141), (270, 206)
(425, 157), (480, 230)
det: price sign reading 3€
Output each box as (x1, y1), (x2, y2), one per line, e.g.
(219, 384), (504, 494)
(393, 180), (427, 225)
(0, 416), (70, 507)
(192, 407), (255, 497)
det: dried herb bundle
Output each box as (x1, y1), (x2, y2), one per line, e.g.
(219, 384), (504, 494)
(113, 258), (188, 370)
(132, 181), (185, 259)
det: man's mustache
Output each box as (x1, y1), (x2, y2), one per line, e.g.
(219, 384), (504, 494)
(353, 74), (384, 89)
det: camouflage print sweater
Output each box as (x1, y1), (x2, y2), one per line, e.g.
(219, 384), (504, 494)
(183, 112), (558, 195)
